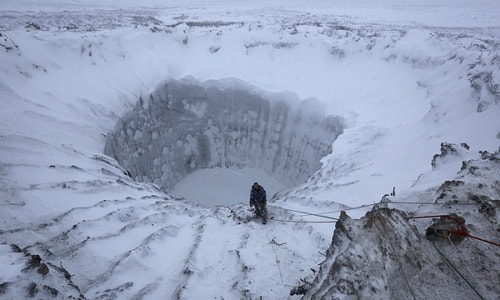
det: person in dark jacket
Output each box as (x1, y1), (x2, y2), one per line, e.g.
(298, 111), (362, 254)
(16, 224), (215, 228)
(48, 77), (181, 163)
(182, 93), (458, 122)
(250, 182), (267, 224)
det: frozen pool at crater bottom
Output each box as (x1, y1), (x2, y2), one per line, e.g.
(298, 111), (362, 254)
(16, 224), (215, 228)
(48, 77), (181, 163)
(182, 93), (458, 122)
(170, 167), (288, 207)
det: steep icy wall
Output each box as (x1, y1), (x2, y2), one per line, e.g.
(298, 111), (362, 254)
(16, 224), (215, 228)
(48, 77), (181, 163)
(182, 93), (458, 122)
(105, 78), (344, 190)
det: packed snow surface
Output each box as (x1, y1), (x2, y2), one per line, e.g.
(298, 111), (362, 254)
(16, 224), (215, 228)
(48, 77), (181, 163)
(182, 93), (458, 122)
(0, 0), (499, 299)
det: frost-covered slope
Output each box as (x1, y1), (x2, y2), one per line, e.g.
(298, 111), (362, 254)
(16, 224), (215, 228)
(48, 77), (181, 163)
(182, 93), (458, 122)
(1, 1), (499, 299)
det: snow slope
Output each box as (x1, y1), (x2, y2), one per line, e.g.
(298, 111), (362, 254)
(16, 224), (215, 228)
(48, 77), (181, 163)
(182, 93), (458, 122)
(0, 0), (499, 299)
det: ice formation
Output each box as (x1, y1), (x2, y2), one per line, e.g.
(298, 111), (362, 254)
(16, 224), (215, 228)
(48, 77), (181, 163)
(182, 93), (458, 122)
(105, 78), (344, 191)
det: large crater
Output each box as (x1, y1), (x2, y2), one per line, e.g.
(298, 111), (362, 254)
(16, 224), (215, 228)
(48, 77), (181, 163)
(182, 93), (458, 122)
(104, 78), (344, 202)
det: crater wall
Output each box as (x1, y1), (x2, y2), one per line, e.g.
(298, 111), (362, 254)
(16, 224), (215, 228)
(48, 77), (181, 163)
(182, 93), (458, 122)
(105, 78), (344, 191)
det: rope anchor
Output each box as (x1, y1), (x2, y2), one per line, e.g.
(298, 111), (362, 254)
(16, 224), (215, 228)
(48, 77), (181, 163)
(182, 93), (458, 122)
(424, 214), (468, 243)
(408, 214), (500, 247)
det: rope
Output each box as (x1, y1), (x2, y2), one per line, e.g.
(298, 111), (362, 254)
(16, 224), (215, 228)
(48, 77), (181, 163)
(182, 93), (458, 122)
(271, 218), (337, 224)
(266, 231), (285, 286)
(288, 203), (375, 216)
(263, 203), (494, 299)
(273, 206), (339, 221)
(269, 201), (477, 224)
(464, 234), (500, 248)
(407, 214), (459, 220)
(275, 200), (477, 219)
(388, 201), (477, 206)
(376, 221), (417, 300)
(271, 207), (499, 246)
(430, 240), (485, 300)
(264, 201), (493, 300)
(445, 237), (483, 297)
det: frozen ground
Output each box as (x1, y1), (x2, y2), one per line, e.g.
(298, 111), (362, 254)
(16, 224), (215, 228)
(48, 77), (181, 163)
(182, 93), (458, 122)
(0, 0), (499, 299)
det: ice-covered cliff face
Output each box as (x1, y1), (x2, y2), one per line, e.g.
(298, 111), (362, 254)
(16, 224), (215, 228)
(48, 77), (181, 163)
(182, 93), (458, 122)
(105, 78), (344, 191)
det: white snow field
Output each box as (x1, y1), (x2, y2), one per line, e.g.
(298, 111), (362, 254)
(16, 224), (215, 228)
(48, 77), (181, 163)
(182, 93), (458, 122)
(0, 0), (499, 299)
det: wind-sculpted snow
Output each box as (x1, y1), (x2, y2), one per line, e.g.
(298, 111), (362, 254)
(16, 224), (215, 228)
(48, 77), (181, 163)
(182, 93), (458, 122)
(105, 78), (344, 191)
(1, 192), (328, 298)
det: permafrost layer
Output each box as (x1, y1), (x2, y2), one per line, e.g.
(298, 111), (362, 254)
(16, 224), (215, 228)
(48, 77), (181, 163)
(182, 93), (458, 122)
(105, 78), (344, 191)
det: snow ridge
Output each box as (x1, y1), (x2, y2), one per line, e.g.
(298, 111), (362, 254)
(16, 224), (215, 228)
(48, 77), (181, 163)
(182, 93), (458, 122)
(301, 148), (499, 299)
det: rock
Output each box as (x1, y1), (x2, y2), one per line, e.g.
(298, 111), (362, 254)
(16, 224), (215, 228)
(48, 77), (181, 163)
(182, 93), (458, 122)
(431, 142), (470, 168)
(425, 214), (467, 243)
(302, 206), (499, 299)
(37, 263), (49, 276)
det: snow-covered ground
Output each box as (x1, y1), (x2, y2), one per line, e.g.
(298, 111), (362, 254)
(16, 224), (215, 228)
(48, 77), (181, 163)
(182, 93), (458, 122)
(0, 0), (499, 299)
